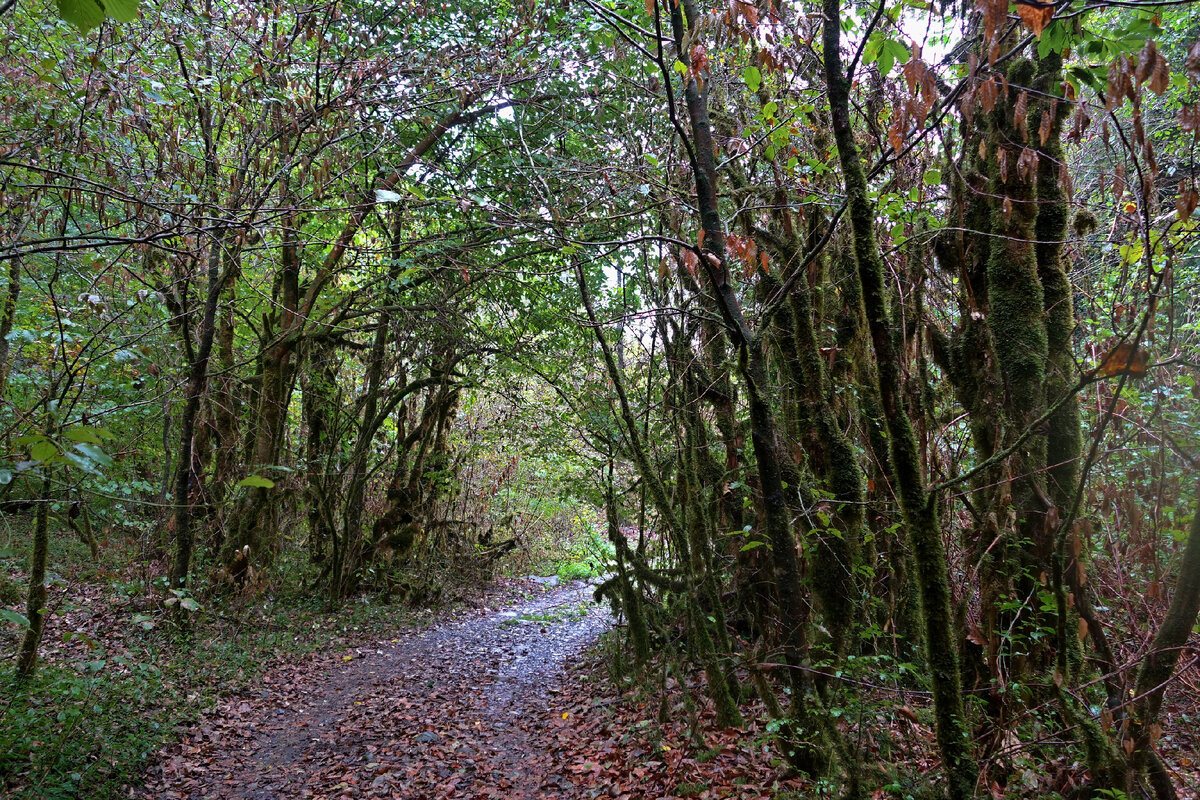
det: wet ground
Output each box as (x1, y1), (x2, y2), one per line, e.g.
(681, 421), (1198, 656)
(137, 580), (611, 799)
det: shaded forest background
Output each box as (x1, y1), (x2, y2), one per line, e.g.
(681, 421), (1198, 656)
(2, 0), (1200, 797)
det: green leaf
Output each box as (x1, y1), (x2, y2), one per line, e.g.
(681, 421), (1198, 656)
(673, 60), (688, 76)
(0, 469), (11, 485)
(923, 169), (942, 185)
(178, 597), (201, 611)
(740, 540), (768, 551)
(57, 0), (105, 30)
(878, 47), (895, 77)
(743, 66), (761, 93)
(374, 189), (404, 204)
(761, 100), (778, 120)
(103, 0), (138, 21)
(237, 475), (276, 488)
(1, 608), (31, 629)
(31, 441), (59, 461)
(73, 442), (113, 467)
(63, 427), (103, 445)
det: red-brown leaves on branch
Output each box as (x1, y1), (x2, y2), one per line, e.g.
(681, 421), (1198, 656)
(898, 49), (936, 136)
(979, 75), (999, 114)
(1016, 147), (1038, 183)
(728, 0), (758, 28)
(1067, 103), (1091, 144)
(725, 232), (761, 279)
(1106, 56), (1135, 110)
(888, 115), (904, 154)
(1136, 40), (1170, 95)
(1038, 99), (1055, 145)
(978, 0), (1007, 64)
(689, 44), (710, 89)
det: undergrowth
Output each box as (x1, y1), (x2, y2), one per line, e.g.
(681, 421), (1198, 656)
(0, 519), (442, 800)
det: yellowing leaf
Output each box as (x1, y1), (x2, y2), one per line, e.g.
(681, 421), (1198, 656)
(562, 712), (569, 719)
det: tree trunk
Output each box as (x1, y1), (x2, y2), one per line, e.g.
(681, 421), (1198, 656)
(0, 256), (18, 403)
(15, 475), (52, 679)
(169, 232), (233, 590)
(1125, 489), (1200, 800)
(821, 2), (977, 796)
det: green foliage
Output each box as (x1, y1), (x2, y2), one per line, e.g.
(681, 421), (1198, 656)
(56, 0), (138, 32)
(0, 658), (169, 799)
(553, 524), (614, 582)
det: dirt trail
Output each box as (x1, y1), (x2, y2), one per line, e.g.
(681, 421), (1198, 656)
(138, 580), (610, 800)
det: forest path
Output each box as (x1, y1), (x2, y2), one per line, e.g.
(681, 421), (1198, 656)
(138, 579), (611, 800)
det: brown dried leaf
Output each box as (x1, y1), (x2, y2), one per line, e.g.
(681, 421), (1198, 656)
(1097, 342), (1149, 377)
(683, 248), (699, 278)
(1017, 146), (1038, 183)
(888, 117), (904, 155)
(979, 76), (998, 113)
(1136, 40), (1158, 84)
(1106, 57), (1133, 109)
(1186, 40), (1200, 82)
(1068, 103), (1090, 144)
(1013, 90), (1029, 136)
(961, 87), (977, 127)
(1077, 617), (1088, 641)
(1148, 56), (1170, 95)
(1059, 162), (1074, 202)
(1180, 104), (1200, 134)
(1016, 1), (1054, 38)
(1039, 105), (1053, 145)
(1177, 181), (1199, 221)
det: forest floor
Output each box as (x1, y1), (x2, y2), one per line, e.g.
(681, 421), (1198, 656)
(133, 578), (807, 800)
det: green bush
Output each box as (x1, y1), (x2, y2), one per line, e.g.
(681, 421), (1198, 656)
(554, 525), (614, 581)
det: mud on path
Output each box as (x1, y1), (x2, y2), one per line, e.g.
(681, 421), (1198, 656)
(137, 580), (611, 800)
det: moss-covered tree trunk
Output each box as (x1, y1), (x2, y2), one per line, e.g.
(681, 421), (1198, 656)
(15, 475), (52, 679)
(821, 2), (976, 796)
(0, 256), (18, 404)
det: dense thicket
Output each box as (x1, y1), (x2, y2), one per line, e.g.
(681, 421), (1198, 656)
(3, 0), (1200, 797)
